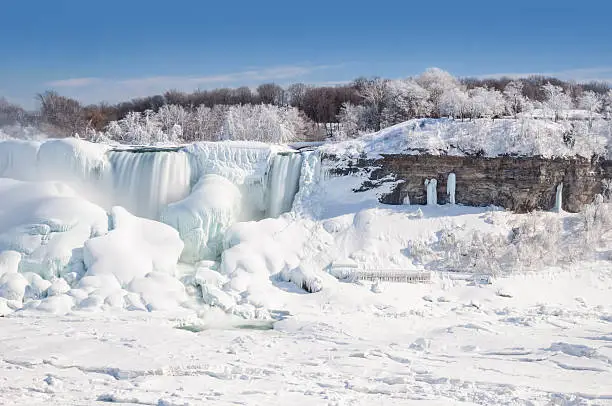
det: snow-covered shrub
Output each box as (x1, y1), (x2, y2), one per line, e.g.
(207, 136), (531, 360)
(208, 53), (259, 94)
(579, 199), (612, 247)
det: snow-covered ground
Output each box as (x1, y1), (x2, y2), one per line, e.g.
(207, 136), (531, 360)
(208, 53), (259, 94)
(0, 134), (611, 405)
(1, 263), (611, 405)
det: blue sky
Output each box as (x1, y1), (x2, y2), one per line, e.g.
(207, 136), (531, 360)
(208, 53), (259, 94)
(1, 0), (611, 108)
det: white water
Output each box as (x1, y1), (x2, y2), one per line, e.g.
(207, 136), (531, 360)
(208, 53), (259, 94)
(447, 172), (456, 204)
(107, 150), (192, 219)
(267, 153), (303, 218)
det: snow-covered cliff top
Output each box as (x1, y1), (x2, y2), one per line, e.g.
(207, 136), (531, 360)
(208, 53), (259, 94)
(321, 118), (611, 159)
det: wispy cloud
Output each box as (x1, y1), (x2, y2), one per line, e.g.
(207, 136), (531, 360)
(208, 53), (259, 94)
(43, 64), (338, 104)
(46, 77), (103, 87)
(478, 67), (612, 83)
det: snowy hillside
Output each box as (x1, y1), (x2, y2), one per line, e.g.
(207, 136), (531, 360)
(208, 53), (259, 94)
(0, 134), (611, 404)
(323, 117), (612, 159)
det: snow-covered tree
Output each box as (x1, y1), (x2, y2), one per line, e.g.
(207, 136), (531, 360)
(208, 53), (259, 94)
(503, 80), (525, 117)
(222, 104), (302, 143)
(469, 87), (507, 119)
(381, 79), (431, 126)
(578, 91), (603, 128)
(604, 90), (612, 120)
(358, 78), (388, 130)
(439, 87), (470, 120)
(416, 68), (460, 117)
(542, 83), (572, 121)
(338, 102), (363, 139)
(157, 104), (189, 136)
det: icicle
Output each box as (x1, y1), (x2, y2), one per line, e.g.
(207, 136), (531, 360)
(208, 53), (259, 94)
(554, 183), (563, 213)
(403, 194), (410, 205)
(447, 173), (456, 205)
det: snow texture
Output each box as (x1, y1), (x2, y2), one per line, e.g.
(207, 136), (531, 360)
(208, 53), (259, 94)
(1, 121), (612, 404)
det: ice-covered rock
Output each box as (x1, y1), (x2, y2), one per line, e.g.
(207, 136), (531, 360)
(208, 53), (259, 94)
(279, 265), (324, 293)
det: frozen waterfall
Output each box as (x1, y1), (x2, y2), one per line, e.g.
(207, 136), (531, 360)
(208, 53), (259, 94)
(0, 139), (305, 226)
(554, 183), (563, 213)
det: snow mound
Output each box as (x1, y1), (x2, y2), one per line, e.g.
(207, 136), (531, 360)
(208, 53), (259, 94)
(0, 179), (108, 279)
(84, 206), (184, 285)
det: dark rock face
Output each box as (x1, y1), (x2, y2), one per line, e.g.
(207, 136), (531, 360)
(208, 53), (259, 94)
(324, 153), (612, 213)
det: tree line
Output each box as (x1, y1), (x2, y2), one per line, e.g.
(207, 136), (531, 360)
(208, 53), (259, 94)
(1, 68), (611, 143)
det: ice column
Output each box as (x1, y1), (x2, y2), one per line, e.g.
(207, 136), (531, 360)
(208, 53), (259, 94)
(425, 178), (437, 205)
(447, 173), (456, 205)
(554, 183), (563, 213)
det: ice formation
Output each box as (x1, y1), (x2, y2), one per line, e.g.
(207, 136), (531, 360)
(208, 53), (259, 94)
(0, 138), (312, 315)
(555, 183), (564, 213)
(425, 178), (438, 205)
(447, 173), (456, 204)
(0, 139), (303, 223)
(160, 174), (243, 263)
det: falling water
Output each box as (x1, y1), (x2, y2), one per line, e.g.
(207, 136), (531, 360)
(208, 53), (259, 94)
(107, 150), (192, 219)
